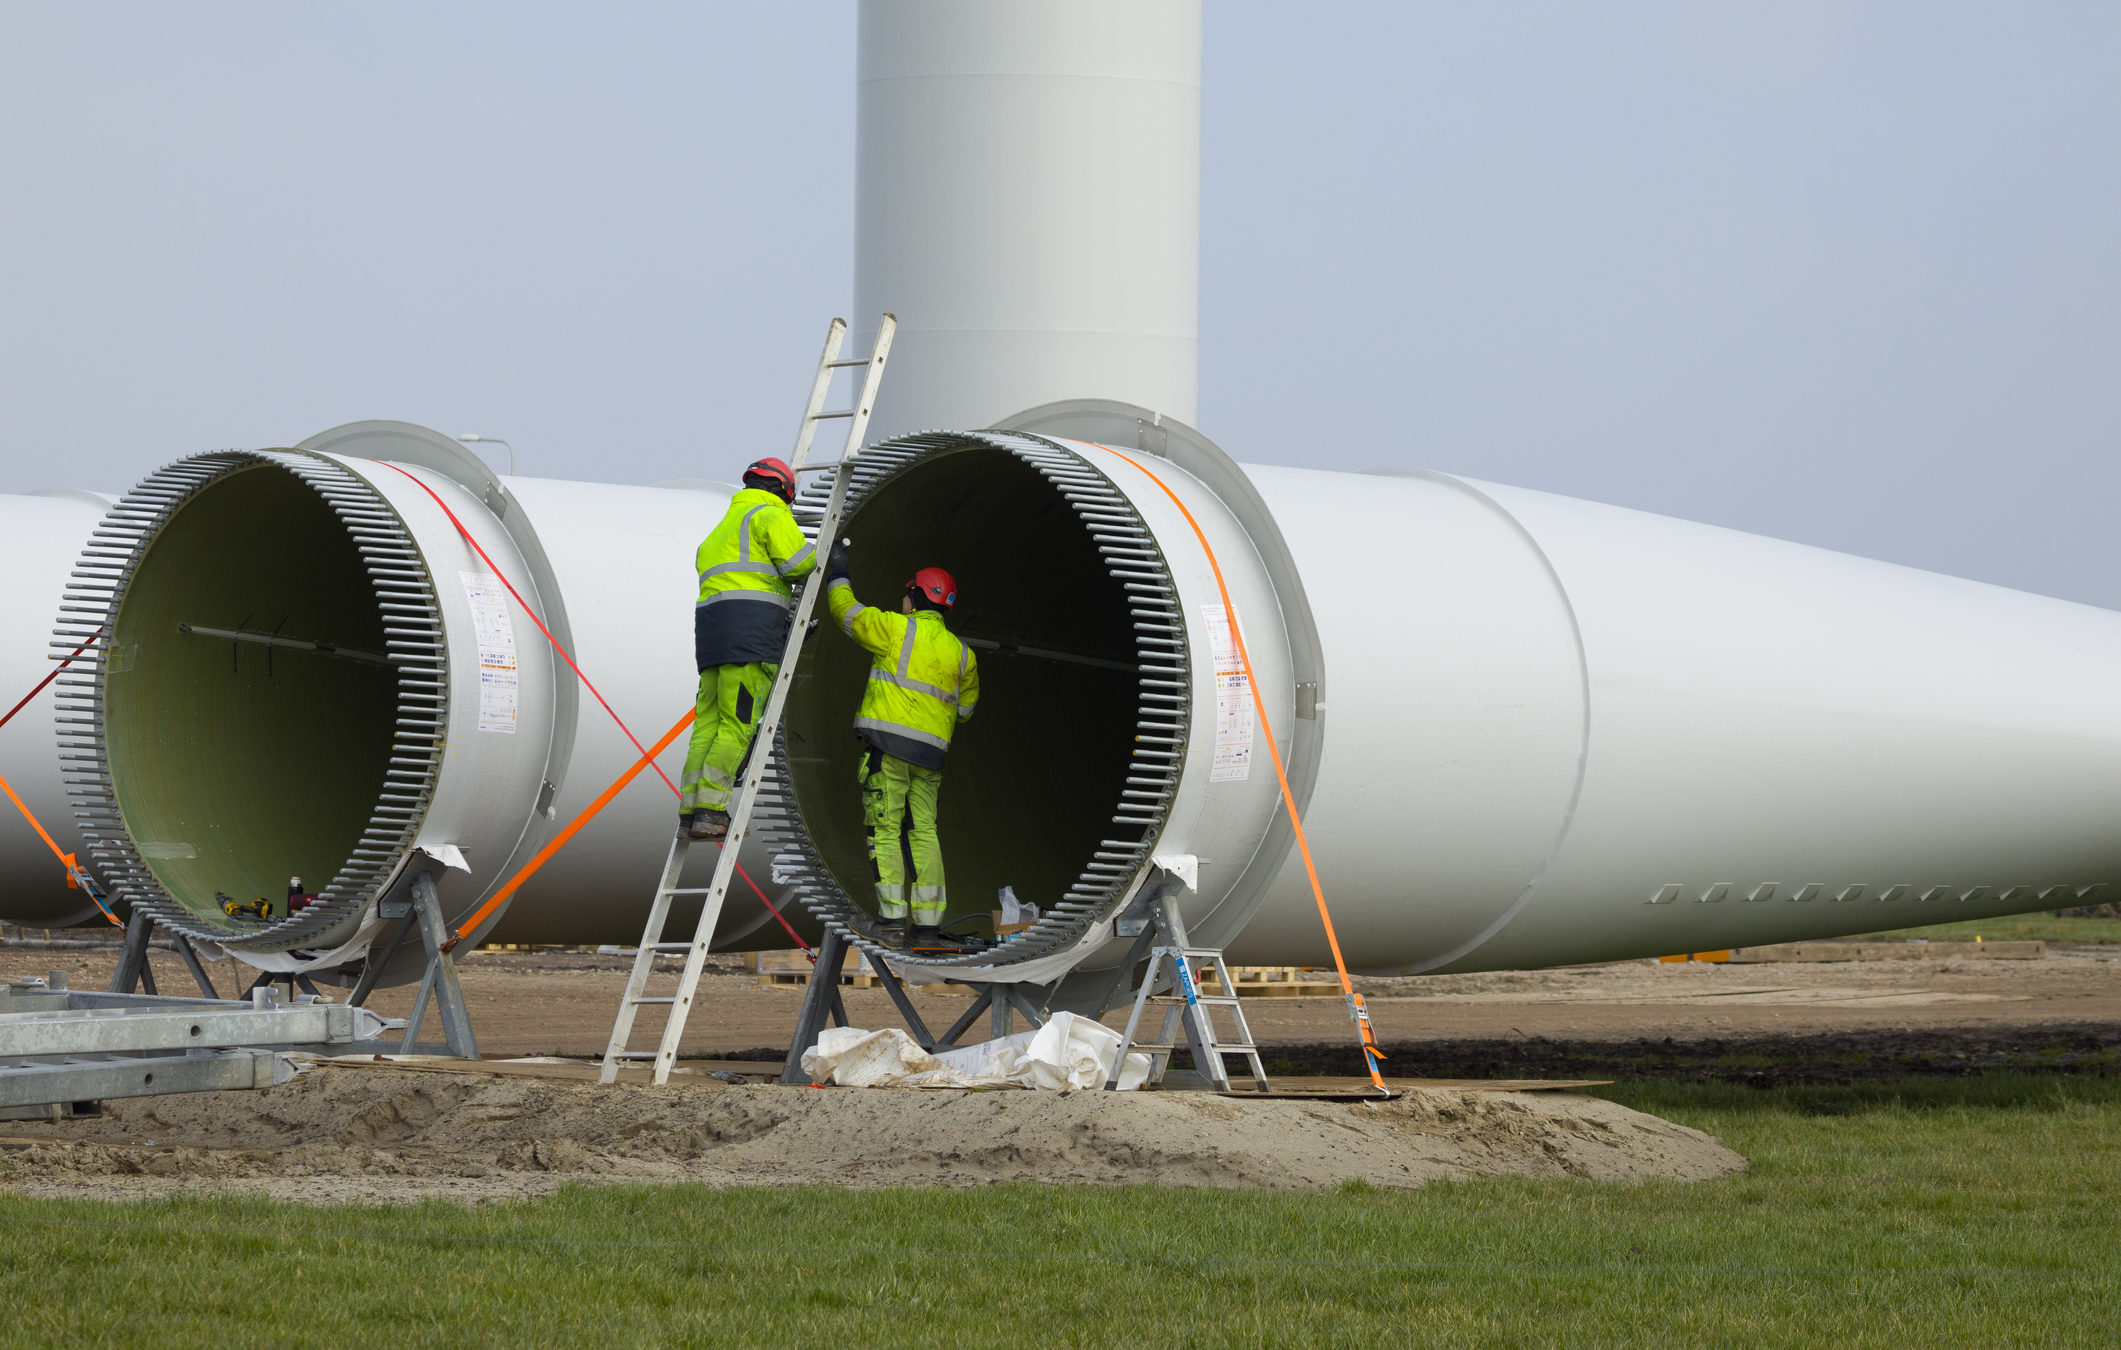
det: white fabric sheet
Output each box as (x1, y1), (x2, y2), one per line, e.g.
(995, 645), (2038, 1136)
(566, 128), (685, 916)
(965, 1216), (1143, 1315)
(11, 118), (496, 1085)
(800, 1011), (1151, 1091)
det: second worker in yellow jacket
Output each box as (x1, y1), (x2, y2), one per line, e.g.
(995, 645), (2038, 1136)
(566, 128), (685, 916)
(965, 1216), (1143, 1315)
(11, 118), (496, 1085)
(823, 540), (979, 949)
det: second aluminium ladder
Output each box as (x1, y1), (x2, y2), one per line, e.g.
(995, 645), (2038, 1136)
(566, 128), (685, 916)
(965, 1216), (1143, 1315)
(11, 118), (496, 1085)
(599, 314), (895, 1085)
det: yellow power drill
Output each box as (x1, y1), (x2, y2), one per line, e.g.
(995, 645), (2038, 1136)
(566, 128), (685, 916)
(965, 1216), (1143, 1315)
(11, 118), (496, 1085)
(218, 891), (271, 921)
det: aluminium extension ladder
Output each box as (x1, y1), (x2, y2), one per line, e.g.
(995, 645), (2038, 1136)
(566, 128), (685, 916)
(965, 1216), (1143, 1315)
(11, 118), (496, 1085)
(599, 314), (896, 1086)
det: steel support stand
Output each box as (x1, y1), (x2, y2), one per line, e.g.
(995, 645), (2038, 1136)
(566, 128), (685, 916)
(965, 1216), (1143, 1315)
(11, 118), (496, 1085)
(346, 908), (419, 1008)
(1090, 923), (1161, 1018)
(1003, 983), (1049, 1028)
(110, 911), (218, 1000)
(111, 911), (155, 996)
(171, 934), (218, 999)
(867, 955), (935, 1050)
(398, 872), (479, 1059)
(931, 986), (994, 1050)
(779, 928), (852, 1083)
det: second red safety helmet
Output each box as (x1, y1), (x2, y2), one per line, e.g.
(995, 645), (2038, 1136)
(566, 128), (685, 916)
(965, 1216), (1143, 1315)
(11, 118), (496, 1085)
(906, 566), (958, 610)
(742, 456), (796, 501)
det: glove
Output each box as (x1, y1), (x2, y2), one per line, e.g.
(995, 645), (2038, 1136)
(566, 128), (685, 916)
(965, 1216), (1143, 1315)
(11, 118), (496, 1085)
(826, 538), (852, 578)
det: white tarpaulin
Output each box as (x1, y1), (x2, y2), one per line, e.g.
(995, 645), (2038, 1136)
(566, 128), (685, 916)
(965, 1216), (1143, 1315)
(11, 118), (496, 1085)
(800, 1011), (1152, 1091)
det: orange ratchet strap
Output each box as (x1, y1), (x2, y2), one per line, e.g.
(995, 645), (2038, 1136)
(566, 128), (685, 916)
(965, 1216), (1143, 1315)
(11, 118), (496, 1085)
(1096, 445), (1390, 1095)
(0, 630), (121, 925)
(0, 767), (120, 927)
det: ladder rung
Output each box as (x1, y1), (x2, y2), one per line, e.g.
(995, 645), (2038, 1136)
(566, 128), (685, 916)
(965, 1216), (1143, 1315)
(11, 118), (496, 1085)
(663, 888), (717, 896)
(630, 997), (675, 1006)
(808, 410), (854, 420)
(647, 943), (692, 952)
(824, 358), (872, 368)
(608, 1051), (664, 1060)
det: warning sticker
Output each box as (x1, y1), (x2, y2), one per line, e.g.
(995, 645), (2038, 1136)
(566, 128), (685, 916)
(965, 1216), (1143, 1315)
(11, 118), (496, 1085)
(462, 571), (518, 734)
(1200, 603), (1253, 782)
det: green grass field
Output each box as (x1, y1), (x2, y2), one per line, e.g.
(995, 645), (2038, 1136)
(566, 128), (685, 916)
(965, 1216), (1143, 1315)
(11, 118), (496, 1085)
(1853, 912), (2121, 944)
(4, 1073), (2119, 1347)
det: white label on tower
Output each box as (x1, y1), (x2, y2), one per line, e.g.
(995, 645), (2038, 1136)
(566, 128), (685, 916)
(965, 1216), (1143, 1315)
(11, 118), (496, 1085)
(462, 570), (519, 734)
(1200, 602), (1253, 782)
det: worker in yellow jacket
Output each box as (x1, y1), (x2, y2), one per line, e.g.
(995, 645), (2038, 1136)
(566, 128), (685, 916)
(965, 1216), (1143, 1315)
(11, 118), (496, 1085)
(682, 457), (815, 838)
(823, 540), (979, 948)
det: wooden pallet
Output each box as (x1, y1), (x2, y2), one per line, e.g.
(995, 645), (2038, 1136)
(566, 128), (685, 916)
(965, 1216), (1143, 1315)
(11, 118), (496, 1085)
(1199, 966), (1344, 999)
(752, 948), (880, 990)
(757, 971), (883, 990)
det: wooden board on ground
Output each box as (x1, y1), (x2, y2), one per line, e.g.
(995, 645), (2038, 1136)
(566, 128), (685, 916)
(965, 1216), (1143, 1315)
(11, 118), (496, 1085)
(1219, 1077), (1612, 1100)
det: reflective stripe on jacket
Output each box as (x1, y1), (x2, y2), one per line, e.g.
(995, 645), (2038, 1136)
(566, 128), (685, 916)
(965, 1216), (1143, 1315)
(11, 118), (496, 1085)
(695, 488), (816, 608)
(826, 577), (979, 770)
(692, 488), (817, 667)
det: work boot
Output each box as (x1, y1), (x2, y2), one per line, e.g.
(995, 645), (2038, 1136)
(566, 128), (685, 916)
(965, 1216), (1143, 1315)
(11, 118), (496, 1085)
(908, 924), (963, 953)
(847, 911), (906, 949)
(687, 808), (729, 840)
(676, 810), (696, 838)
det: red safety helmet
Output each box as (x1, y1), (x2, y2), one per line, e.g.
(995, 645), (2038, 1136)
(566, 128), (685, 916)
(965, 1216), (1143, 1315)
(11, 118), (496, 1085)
(906, 566), (958, 610)
(742, 456), (796, 501)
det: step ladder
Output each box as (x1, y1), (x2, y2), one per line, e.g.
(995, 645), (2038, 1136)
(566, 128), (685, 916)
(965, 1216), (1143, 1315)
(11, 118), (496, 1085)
(1107, 887), (1270, 1092)
(600, 314), (895, 1086)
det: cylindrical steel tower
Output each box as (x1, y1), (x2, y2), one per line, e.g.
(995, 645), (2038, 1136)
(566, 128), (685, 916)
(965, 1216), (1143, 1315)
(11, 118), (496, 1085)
(854, 0), (1202, 439)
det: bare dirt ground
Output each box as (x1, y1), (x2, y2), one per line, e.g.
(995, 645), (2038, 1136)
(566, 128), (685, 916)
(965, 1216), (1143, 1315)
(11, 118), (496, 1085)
(4, 937), (2114, 1201)
(0, 1059), (1741, 1204)
(9, 940), (2118, 1061)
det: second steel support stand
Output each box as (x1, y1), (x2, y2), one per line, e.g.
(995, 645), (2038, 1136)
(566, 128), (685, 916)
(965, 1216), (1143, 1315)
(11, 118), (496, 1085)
(395, 870), (479, 1059)
(109, 910), (221, 1000)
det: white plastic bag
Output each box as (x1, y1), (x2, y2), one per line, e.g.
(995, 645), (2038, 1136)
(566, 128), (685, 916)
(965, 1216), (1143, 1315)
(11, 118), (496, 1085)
(997, 886), (1041, 927)
(799, 1014), (1152, 1090)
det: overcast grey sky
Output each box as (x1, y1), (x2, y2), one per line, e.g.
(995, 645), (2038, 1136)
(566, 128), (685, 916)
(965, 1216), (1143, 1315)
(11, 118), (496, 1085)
(3, 4), (2116, 606)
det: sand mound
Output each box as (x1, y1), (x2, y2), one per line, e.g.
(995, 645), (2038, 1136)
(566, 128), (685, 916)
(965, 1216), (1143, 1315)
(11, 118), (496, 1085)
(0, 1063), (1742, 1203)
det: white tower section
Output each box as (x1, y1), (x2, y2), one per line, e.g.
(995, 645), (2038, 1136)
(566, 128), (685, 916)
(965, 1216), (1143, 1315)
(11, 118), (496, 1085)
(854, 0), (1202, 439)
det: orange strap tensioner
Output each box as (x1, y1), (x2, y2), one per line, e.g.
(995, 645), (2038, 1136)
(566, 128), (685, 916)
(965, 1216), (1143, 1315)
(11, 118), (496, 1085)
(1097, 446), (1390, 1094)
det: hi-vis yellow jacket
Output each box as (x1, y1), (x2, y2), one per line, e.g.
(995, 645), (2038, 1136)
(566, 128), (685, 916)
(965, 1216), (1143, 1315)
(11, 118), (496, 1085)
(826, 577), (980, 770)
(692, 487), (817, 667)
